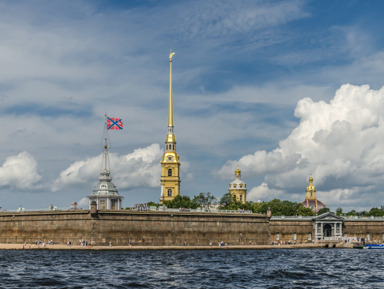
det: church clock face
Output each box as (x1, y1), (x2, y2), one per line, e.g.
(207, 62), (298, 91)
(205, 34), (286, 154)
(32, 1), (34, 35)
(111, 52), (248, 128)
(167, 156), (173, 161)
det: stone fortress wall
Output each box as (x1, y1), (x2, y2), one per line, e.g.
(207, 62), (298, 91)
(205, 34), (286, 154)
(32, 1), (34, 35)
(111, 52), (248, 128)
(269, 218), (313, 244)
(270, 217), (384, 244)
(0, 209), (271, 246)
(1, 208), (384, 246)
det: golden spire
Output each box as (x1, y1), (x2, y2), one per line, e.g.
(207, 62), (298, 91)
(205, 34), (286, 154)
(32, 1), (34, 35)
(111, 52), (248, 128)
(168, 51), (175, 127)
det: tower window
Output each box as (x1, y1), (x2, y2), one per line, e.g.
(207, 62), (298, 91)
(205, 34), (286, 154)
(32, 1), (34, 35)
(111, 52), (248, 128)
(240, 195), (242, 201)
(168, 169), (172, 176)
(167, 189), (172, 197)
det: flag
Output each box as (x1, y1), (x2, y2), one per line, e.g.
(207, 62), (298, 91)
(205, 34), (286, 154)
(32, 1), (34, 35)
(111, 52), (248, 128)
(107, 117), (123, 130)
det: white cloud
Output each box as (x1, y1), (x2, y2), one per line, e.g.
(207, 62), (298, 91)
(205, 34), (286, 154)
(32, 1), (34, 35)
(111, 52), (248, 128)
(0, 151), (42, 189)
(77, 197), (89, 209)
(217, 84), (384, 209)
(52, 143), (164, 192)
(247, 182), (284, 201)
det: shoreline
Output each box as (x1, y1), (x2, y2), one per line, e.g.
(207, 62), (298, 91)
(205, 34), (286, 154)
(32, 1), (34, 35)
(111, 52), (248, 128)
(0, 243), (354, 250)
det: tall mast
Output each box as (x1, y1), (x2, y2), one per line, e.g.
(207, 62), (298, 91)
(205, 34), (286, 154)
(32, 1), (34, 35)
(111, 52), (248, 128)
(104, 114), (108, 171)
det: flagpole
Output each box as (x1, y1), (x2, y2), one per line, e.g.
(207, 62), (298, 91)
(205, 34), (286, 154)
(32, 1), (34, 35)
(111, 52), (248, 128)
(104, 114), (108, 171)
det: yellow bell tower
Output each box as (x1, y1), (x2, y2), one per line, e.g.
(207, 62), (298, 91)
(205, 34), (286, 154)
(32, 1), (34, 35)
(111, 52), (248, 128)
(160, 51), (181, 203)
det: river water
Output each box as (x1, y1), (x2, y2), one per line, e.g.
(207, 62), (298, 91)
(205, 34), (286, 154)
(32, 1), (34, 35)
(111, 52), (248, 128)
(0, 248), (383, 288)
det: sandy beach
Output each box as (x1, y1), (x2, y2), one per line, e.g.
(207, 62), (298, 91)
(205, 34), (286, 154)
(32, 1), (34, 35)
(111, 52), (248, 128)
(0, 242), (354, 250)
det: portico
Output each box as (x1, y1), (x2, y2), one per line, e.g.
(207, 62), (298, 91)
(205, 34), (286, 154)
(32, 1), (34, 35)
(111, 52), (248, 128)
(313, 212), (344, 240)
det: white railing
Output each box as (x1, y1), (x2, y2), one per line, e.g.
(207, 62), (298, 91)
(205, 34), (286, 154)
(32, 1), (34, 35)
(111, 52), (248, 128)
(146, 207), (253, 214)
(2, 207), (75, 213)
(270, 216), (313, 220)
(343, 216), (384, 220)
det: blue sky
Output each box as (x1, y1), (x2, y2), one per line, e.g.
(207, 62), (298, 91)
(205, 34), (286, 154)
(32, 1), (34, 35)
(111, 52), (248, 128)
(1, 0), (384, 211)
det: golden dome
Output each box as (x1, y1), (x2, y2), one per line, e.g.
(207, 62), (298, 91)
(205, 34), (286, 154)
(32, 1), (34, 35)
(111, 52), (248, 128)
(166, 133), (176, 143)
(235, 166), (241, 176)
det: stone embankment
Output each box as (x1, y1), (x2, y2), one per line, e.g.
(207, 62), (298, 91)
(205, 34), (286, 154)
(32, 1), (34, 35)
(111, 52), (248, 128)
(0, 243), (338, 250)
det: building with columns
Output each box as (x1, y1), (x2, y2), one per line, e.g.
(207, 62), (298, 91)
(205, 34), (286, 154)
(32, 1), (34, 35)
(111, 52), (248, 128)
(301, 175), (326, 213)
(229, 166), (247, 204)
(313, 212), (344, 241)
(160, 52), (181, 203)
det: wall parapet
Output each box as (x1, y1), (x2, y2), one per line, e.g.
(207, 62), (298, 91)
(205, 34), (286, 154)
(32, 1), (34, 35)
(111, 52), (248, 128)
(0, 210), (270, 246)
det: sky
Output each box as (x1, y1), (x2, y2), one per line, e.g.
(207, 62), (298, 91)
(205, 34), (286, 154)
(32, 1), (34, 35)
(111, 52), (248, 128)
(1, 0), (384, 212)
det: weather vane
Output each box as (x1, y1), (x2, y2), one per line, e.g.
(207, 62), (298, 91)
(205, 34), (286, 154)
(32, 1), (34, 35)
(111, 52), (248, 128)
(169, 49), (175, 61)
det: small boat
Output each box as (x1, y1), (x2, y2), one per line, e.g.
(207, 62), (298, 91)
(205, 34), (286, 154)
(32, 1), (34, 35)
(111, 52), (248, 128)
(353, 245), (364, 249)
(363, 244), (384, 249)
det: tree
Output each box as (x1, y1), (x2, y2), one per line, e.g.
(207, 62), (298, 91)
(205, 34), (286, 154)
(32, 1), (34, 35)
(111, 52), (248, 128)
(367, 207), (384, 217)
(336, 207), (343, 216)
(317, 207), (330, 215)
(147, 201), (160, 208)
(346, 210), (358, 216)
(192, 192), (216, 209)
(163, 195), (196, 209)
(219, 193), (241, 210)
(295, 205), (315, 216)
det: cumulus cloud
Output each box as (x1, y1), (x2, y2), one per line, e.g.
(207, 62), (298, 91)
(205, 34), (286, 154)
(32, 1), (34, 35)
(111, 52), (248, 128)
(217, 84), (384, 209)
(247, 182), (284, 202)
(0, 151), (42, 189)
(77, 197), (89, 209)
(52, 144), (163, 192)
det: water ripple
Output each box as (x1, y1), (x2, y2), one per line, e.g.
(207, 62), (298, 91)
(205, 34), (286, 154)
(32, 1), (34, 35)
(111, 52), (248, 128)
(0, 249), (384, 288)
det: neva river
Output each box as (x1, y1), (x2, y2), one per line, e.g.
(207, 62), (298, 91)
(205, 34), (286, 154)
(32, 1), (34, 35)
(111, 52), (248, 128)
(0, 248), (383, 288)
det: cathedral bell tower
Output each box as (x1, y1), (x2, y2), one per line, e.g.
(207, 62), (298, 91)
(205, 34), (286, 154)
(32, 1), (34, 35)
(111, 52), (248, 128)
(300, 175), (326, 213)
(160, 51), (181, 203)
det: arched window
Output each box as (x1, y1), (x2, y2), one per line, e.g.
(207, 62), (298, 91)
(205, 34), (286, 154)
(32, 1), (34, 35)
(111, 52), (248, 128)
(168, 169), (172, 176)
(167, 189), (172, 197)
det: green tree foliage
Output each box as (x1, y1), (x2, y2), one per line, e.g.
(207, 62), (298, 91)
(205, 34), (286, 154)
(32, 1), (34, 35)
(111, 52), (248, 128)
(366, 207), (384, 217)
(317, 207), (330, 215)
(147, 201), (160, 208)
(219, 193), (242, 210)
(218, 197), (316, 216)
(192, 192), (216, 209)
(163, 195), (197, 209)
(336, 207), (343, 216)
(295, 205), (316, 216)
(345, 209), (359, 216)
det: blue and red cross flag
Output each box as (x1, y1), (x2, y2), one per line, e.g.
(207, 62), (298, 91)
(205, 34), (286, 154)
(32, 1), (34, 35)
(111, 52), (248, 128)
(107, 117), (123, 130)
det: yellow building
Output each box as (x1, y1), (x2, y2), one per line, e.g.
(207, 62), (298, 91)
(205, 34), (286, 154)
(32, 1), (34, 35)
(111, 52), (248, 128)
(229, 166), (247, 204)
(300, 175), (326, 213)
(160, 52), (181, 203)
